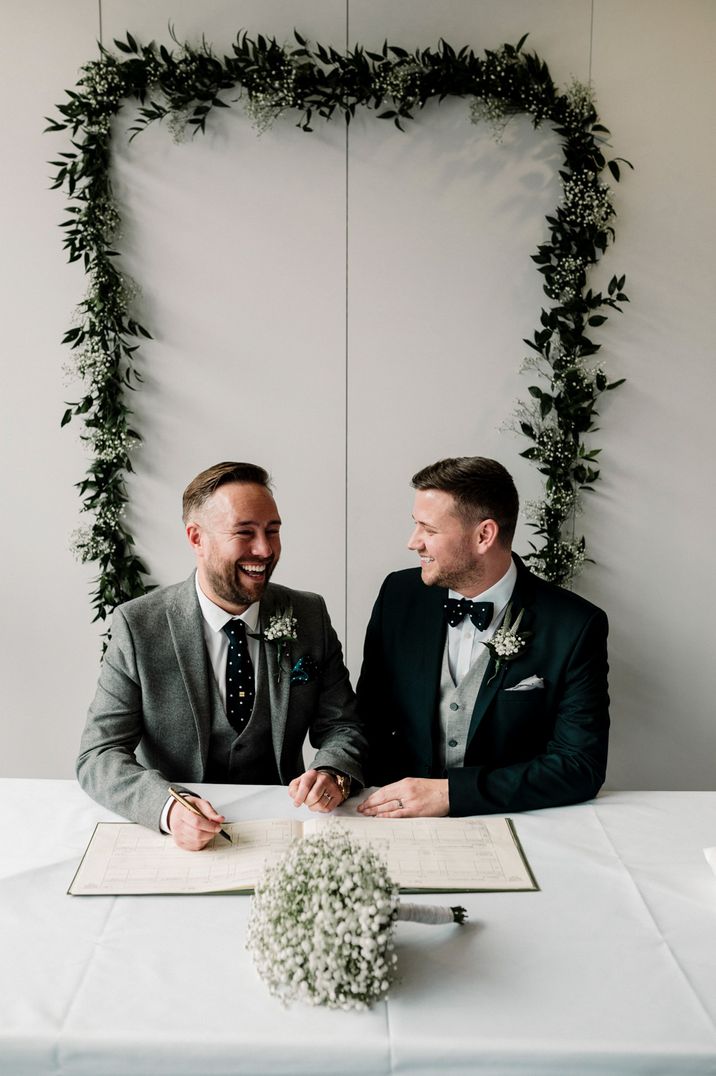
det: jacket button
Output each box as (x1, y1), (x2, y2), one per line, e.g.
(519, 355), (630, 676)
(449, 738), (458, 748)
(449, 702), (459, 711)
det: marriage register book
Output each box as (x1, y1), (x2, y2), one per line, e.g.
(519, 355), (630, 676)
(68, 815), (538, 896)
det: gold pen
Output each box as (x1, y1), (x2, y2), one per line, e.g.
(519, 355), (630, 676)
(167, 786), (232, 844)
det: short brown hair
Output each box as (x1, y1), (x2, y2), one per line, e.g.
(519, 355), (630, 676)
(182, 461), (272, 522)
(411, 456), (519, 545)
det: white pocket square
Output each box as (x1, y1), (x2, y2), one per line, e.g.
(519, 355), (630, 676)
(505, 675), (544, 692)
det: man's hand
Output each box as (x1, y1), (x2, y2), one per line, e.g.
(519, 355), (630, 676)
(357, 778), (449, 818)
(288, 769), (345, 813)
(167, 795), (226, 850)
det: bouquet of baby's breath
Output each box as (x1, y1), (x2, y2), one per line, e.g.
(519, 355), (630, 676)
(247, 827), (466, 1010)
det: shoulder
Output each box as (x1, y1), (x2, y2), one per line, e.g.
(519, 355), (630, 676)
(264, 582), (328, 616)
(376, 567), (424, 599)
(112, 577), (195, 629)
(518, 560), (607, 629)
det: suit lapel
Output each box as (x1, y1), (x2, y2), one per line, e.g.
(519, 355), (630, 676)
(258, 586), (291, 765)
(166, 576), (213, 770)
(466, 556), (538, 745)
(409, 584), (447, 757)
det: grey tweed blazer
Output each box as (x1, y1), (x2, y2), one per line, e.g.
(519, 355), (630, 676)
(77, 575), (366, 830)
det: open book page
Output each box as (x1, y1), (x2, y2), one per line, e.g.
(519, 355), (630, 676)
(68, 818), (302, 895)
(304, 816), (537, 891)
(69, 815), (536, 895)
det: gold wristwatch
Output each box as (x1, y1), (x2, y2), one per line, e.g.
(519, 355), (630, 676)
(333, 773), (351, 802)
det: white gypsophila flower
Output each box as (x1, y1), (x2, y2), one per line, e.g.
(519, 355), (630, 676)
(531, 538), (587, 583)
(373, 61), (423, 105)
(563, 77), (596, 123)
(524, 488), (578, 529)
(68, 339), (114, 384)
(469, 95), (510, 141)
(83, 425), (139, 462)
(245, 59), (299, 134)
(561, 174), (613, 230)
(247, 827), (467, 1009)
(247, 828), (400, 1010)
(71, 498), (125, 561)
(264, 611), (298, 642)
(166, 106), (192, 143)
(483, 604), (531, 684)
(79, 58), (124, 111)
(533, 426), (575, 468)
(546, 254), (585, 303)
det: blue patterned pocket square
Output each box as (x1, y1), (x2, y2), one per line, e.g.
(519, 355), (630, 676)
(290, 655), (319, 685)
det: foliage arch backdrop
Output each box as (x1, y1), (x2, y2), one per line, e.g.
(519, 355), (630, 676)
(48, 30), (629, 624)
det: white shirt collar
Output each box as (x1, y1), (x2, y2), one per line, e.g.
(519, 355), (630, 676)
(448, 557), (517, 617)
(194, 571), (260, 634)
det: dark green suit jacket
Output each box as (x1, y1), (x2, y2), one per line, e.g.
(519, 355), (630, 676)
(357, 556), (609, 815)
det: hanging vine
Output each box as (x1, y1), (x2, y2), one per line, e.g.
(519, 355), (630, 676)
(47, 29), (629, 623)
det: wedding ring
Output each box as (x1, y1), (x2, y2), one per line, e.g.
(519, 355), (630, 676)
(322, 790), (331, 800)
(397, 799), (404, 809)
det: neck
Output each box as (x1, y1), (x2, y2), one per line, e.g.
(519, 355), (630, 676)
(455, 550), (512, 598)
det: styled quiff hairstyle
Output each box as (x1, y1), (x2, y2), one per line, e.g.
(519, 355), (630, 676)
(411, 456), (519, 547)
(182, 461), (272, 523)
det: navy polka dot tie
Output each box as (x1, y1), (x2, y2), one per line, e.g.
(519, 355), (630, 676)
(444, 598), (494, 631)
(222, 619), (255, 733)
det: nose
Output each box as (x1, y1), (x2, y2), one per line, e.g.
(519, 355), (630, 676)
(251, 533), (273, 558)
(407, 525), (422, 551)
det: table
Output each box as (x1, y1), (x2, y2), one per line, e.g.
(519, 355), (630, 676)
(1, 782), (716, 1075)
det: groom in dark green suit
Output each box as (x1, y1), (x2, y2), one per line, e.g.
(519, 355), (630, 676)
(357, 456), (609, 819)
(77, 461), (365, 849)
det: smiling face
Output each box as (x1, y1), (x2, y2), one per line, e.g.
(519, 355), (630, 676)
(407, 487), (513, 597)
(187, 482), (281, 613)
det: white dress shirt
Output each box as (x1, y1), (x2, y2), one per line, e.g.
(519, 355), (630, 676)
(194, 573), (260, 707)
(447, 558), (518, 684)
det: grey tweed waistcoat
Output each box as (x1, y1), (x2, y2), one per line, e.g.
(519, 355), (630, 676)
(434, 638), (491, 775)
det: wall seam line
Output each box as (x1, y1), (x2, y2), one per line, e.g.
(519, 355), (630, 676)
(344, 0), (350, 654)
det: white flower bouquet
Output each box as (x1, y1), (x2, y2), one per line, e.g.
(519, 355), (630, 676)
(247, 828), (466, 1010)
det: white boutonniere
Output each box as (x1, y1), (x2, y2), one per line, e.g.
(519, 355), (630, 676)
(484, 604), (531, 684)
(261, 610), (298, 681)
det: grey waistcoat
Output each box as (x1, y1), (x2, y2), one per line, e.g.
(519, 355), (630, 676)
(204, 644), (281, 784)
(435, 638), (491, 775)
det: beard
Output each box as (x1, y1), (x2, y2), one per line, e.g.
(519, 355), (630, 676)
(423, 552), (485, 593)
(204, 557), (276, 608)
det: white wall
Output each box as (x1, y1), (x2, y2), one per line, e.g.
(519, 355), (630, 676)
(2, 0), (715, 789)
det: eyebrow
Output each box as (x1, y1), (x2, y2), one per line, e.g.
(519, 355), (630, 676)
(233, 518), (282, 527)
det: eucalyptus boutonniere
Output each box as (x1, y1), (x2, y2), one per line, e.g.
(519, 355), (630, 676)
(484, 604), (531, 684)
(262, 610), (298, 681)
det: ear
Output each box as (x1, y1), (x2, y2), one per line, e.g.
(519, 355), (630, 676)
(474, 518), (500, 554)
(186, 521), (203, 555)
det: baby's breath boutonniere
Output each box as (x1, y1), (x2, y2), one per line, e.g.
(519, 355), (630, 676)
(484, 603), (531, 684)
(262, 609), (298, 681)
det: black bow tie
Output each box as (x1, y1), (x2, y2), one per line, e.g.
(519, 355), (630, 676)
(444, 598), (494, 631)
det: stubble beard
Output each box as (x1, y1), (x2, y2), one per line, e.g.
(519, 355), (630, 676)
(425, 554), (484, 594)
(206, 558), (275, 608)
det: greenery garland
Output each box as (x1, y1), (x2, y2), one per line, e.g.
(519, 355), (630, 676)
(48, 30), (629, 625)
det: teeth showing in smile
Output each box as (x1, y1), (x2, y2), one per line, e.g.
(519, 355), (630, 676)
(420, 556), (434, 564)
(240, 564), (267, 575)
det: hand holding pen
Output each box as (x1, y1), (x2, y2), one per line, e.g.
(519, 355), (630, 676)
(167, 787), (232, 851)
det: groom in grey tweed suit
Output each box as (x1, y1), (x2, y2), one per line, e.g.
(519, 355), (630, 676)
(77, 462), (366, 849)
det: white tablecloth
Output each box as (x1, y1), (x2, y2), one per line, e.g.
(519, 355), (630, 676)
(1, 781), (715, 1075)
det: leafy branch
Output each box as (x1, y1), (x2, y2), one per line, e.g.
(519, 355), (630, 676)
(48, 29), (630, 623)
